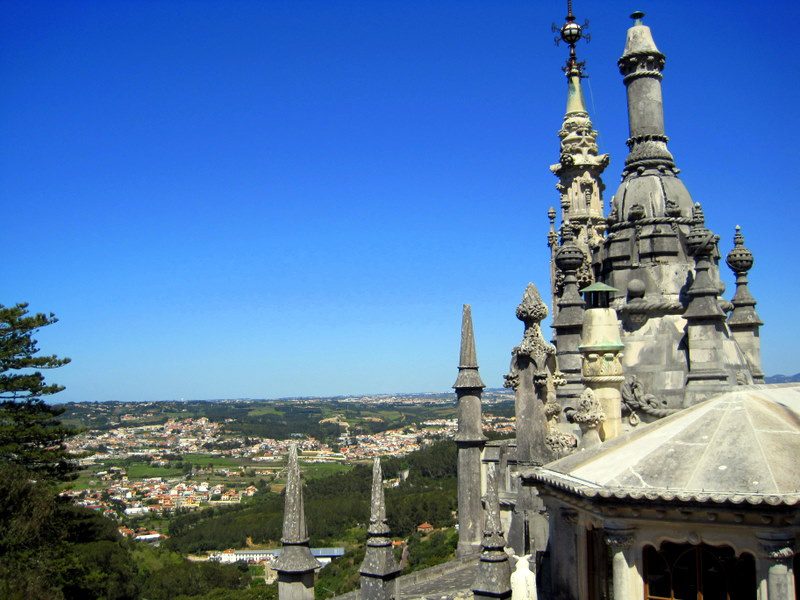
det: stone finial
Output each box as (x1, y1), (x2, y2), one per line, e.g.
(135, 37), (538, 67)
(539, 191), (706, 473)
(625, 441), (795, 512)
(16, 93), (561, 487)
(472, 463), (512, 600)
(685, 203), (719, 258)
(726, 225), (754, 275)
(555, 0), (589, 78)
(547, 207), (559, 249)
(725, 225), (764, 382)
(622, 11), (662, 55)
(360, 457), (401, 591)
(555, 223), (585, 274)
(272, 445), (321, 574)
(516, 283), (549, 325)
(573, 388), (605, 448)
(454, 304), (485, 390)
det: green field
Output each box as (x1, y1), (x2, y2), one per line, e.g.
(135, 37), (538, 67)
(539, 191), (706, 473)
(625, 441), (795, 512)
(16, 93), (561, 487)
(125, 463), (185, 479)
(181, 453), (243, 468)
(301, 462), (351, 479)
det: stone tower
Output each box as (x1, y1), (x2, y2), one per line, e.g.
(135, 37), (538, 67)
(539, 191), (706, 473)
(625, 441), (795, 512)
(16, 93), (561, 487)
(595, 12), (755, 410)
(453, 304), (487, 557)
(273, 444), (320, 600)
(548, 2), (609, 313)
(359, 457), (401, 600)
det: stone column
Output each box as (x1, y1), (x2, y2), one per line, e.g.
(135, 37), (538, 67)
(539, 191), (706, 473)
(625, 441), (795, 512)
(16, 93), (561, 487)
(578, 306), (624, 441)
(617, 11), (674, 175)
(553, 224), (586, 406)
(453, 304), (487, 557)
(604, 528), (635, 600)
(758, 534), (796, 600)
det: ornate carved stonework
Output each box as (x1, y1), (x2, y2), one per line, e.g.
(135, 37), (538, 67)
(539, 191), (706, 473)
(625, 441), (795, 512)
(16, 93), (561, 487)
(620, 375), (677, 420)
(581, 352), (625, 383)
(604, 530), (635, 550)
(573, 388), (605, 428)
(758, 538), (796, 562)
(545, 426), (577, 457)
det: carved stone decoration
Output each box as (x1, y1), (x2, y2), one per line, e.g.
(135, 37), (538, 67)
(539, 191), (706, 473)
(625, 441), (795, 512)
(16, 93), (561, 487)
(548, 29), (608, 328)
(760, 542), (796, 562)
(684, 203), (736, 399)
(578, 299), (626, 440)
(507, 283), (562, 467)
(553, 225), (586, 404)
(545, 425), (577, 458)
(620, 375), (677, 420)
(725, 225), (764, 382)
(604, 527), (636, 600)
(573, 388), (605, 448)
(604, 530), (635, 550)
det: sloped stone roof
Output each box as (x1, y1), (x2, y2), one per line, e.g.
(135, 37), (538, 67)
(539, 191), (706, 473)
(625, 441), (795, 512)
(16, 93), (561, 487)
(528, 385), (800, 506)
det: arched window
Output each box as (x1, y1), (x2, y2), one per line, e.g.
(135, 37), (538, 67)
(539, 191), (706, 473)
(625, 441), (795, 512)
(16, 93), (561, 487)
(643, 542), (755, 600)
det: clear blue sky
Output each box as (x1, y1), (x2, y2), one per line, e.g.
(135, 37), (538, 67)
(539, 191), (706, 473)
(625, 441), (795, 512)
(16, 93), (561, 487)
(3, 1), (799, 402)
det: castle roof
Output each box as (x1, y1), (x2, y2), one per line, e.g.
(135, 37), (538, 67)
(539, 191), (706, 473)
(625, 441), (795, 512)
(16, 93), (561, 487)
(528, 385), (800, 507)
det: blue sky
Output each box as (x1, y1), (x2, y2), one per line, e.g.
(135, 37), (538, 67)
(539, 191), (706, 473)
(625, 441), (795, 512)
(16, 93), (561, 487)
(2, 1), (799, 402)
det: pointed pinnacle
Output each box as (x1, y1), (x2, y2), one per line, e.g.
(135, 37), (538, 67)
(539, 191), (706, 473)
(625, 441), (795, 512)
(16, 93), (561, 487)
(454, 304), (485, 390)
(733, 224), (744, 247)
(368, 457), (390, 536)
(281, 444), (308, 543)
(459, 304), (478, 368)
(516, 283), (549, 324)
(273, 444), (321, 574)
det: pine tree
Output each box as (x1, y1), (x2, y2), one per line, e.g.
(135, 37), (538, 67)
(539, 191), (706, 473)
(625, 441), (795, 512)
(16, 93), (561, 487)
(0, 302), (76, 481)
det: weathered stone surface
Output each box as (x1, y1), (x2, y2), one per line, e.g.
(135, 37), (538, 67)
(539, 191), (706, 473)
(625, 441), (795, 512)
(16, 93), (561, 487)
(473, 464), (512, 600)
(454, 304), (486, 392)
(530, 386), (800, 503)
(454, 304), (486, 557)
(360, 458), (401, 600)
(273, 445), (321, 580)
(725, 226), (764, 383)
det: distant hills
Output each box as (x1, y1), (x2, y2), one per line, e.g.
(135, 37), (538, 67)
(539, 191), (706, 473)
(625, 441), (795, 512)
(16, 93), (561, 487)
(765, 373), (800, 384)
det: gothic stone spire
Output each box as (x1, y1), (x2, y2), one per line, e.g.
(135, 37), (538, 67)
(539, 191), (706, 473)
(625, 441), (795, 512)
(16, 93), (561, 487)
(273, 445), (321, 580)
(549, 3), (607, 314)
(360, 458), (401, 600)
(454, 304), (486, 557)
(454, 304), (486, 390)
